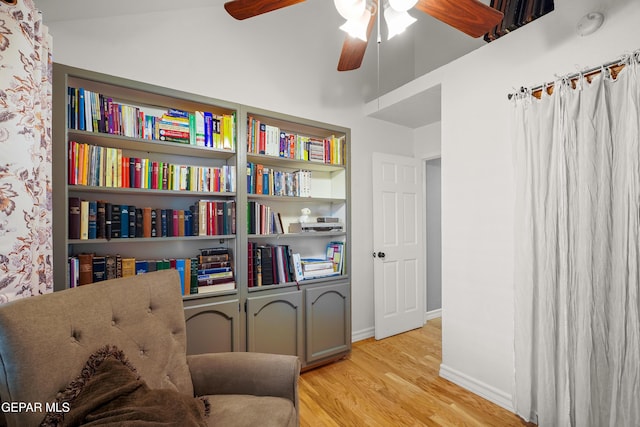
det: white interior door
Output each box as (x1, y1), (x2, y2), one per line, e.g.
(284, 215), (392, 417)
(372, 152), (424, 340)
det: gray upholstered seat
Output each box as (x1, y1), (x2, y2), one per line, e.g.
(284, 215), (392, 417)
(0, 269), (299, 427)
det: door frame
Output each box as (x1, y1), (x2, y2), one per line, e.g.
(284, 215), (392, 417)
(422, 154), (442, 324)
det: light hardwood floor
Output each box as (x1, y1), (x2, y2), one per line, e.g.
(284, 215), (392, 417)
(299, 318), (535, 427)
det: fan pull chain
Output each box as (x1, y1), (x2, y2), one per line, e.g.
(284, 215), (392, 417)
(377, 0), (381, 110)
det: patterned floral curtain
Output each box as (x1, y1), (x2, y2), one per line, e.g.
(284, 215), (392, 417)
(0, 0), (52, 303)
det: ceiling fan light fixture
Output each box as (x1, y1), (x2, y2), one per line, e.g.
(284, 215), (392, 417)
(388, 0), (418, 12)
(334, 0), (366, 20)
(339, 8), (372, 42)
(384, 7), (416, 40)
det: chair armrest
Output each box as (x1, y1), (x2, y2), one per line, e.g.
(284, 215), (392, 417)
(187, 352), (300, 403)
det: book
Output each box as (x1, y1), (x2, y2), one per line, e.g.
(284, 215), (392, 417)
(68, 197), (81, 239)
(142, 207), (152, 237)
(154, 208), (162, 237)
(121, 257), (136, 277)
(198, 266), (232, 275)
(291, 253), (304, 282)
(248, 241), (255, 288)
(120, 205), (129, 238)
(197, 271), (234, 280)
(135, 208), (144, 237)
(92, 256), (106, 282)
(189, 257), (199, 295)
(160, 209), (168, 237)
(197, 281), (236, 294)
(105, 254), (117, 280)
(96, 200), (107, 239)
(135, 260), (148, 275)
(258, 246), (274, 286)
(176, 258), (186, 294)
(110, 204), (121, 238)
(105, 202), (112, 240)
(128, 205), (137, 237)
(302, 267), (336, 279)
(80, 200), (89, 240)
(68, 256), (79, 288)
(326, 241), (345, 274)
(78, 253), (93, 285)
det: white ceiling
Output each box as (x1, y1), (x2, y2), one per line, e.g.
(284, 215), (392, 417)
(34, 0), (487, 104)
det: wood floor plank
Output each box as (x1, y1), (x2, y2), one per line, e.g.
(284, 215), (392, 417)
(299, 318), (535, 426)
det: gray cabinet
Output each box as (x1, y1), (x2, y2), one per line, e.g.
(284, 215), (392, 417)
(184, 298), (240, 354)
(305, 282), (351, 365)
(246, 290), (304, 357)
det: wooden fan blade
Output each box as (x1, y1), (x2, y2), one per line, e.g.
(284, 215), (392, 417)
(224, 0), (305, 20)
(415, 0), (504, 38)
(337, 13), (376, 71)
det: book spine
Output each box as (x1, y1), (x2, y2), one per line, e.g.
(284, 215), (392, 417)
(68, 197), (81, 239)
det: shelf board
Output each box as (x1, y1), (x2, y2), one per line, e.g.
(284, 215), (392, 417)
(247, 153), (345, 172)
(247, 194), (345, 203)
(68, 185), (236, 197)
(68, 129), (236, 160)
(183, 289), (238, 300)
(248, 232), (346, 240)
(247, 275), (349, 292)
(69, 235), (236, 244)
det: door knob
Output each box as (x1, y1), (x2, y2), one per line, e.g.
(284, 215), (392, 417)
(377, 252), (386, 258)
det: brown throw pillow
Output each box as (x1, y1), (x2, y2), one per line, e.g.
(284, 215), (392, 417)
(40, 345), (209, 427)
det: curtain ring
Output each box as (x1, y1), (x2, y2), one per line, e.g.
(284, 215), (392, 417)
(577, 72), (584, 91)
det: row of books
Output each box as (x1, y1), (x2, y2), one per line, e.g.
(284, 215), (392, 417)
(247, 241), (345, 287)
(67, 87), (236, 151)
(247, 162), (311, 197)
(69, 141), (236, 193)
(247, 201), (284, 235)
(68, 248), (235, 295)
(69, 198), (236, 239)
(247, 116), (345, 165)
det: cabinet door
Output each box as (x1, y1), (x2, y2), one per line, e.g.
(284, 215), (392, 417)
(184, 299), (240, 354)
(305, 282), (351, 364)
(247, 291), (303, 358)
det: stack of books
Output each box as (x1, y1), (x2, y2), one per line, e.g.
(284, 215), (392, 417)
(194, 247), (235, 294)
(289, 241), (345, 281)
(299, 259), (337, 280)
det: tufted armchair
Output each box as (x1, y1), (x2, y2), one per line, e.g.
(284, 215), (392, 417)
(0, 269), (300, 427)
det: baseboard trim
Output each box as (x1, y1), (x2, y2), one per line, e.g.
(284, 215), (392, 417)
(424, 308), (442, 322)
(351, 327), (374, 343)
(439, 364), (514, 413)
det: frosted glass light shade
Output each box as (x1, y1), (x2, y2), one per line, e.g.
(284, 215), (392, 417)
(334, 0), (366, 20)
(384, 7), (416, 39)
(339, 9), (372, 42)
(388, 0), (418, 12)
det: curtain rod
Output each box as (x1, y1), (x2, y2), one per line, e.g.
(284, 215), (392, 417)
(507, 51), (639, 100)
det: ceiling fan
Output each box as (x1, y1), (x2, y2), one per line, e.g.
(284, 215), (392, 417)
(223, 0), (504, 71)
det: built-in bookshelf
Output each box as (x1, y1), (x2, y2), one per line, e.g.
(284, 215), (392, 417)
(240, 108), (351, 367)
(52, 64), (240, 298)
(243, 110), (348, 288)
(52, 64), (351, 367)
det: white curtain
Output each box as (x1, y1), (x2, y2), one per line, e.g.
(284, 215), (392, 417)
(0, 0), (53, 303)
(513, 57), (640, 427)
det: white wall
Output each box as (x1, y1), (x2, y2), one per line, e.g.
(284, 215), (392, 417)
(40, 3), (415, 341)
(433, 0), (640, 409)
(414, 121), (441, 159)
